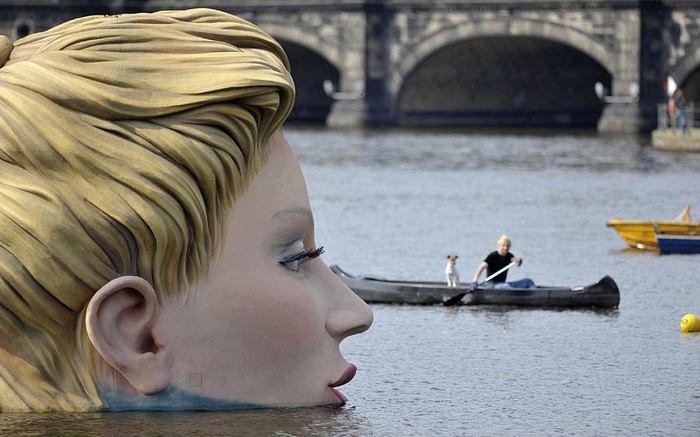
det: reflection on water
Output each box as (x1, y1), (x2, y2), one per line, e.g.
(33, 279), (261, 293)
(0, 406), (366, 436)
(5, 127), (699, 436)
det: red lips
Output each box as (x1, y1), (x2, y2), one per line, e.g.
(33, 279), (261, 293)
(330, 364), (357, 388)
(329, 364), (357, 403)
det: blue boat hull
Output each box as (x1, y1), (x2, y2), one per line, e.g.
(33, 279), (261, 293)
(657, 234), (700, 254)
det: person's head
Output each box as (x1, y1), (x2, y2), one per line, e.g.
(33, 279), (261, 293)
(497, 235), (512, 256)
(0, 9), (372, 412)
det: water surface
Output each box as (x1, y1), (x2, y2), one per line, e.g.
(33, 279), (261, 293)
(3, 128), (699, 436)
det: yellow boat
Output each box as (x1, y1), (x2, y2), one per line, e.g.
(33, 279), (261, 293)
(607, 205), (700, 250)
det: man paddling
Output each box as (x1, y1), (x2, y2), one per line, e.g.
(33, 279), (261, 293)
(471, 235), (535, 289)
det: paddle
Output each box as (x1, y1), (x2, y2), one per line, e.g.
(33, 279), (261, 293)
(443, 261), (517, 306)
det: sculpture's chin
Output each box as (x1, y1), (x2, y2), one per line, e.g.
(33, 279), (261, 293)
(101, 386), (261, 412)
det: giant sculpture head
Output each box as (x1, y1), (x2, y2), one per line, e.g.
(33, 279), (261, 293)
(0, 9), (372, 412)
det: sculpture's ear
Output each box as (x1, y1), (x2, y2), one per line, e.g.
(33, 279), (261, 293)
(86, 276), (170, 394)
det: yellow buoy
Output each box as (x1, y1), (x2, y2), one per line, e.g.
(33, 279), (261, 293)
(680, 313), (700, 333)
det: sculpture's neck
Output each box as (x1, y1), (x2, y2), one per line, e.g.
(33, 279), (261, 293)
(102, 385), (260, 411)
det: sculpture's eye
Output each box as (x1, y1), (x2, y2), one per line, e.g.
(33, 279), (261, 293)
(279, 246), (325, 272)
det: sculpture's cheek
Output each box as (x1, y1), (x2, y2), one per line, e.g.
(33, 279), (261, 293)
(156, 253), (337, 406)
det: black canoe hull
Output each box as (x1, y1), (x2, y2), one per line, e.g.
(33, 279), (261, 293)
(331, 265), (620, 309)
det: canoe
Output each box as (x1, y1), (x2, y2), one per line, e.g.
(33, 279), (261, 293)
(656, 231), (700, 254)
(607, 205), (700, 250)
(331, 265), (620, 309)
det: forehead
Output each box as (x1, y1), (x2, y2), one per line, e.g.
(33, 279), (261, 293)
(223, 132), (310, 237)
(246, 133), (307, 208)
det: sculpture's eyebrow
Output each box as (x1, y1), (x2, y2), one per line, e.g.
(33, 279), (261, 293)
(271, 207), (314, 227)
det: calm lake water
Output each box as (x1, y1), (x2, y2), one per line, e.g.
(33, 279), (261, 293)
(2, 127), (699, 436)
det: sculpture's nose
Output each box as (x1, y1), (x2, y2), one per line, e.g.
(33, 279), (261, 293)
(322, 264), (373, 340)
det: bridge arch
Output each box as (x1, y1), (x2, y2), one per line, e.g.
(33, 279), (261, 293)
(271, 37), (339, 124)
(261, 24), (343, 123)
(391, 17), (615, 98)
(259, 22), (342, 124)
(262, 23), (342, 71)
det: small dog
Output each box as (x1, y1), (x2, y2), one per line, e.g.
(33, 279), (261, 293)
(445, 255), (460, 287)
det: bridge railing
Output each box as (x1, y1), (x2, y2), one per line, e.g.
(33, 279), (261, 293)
(658, 103), (696, 133)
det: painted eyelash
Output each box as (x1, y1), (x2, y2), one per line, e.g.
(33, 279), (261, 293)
(279, 246), (325, 272)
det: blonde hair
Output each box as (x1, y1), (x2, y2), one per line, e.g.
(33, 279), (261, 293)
(0, 9), (294, 411)
(498, 235), (512, 246)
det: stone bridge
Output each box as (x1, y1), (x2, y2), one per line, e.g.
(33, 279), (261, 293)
(2, 0), (700, 132)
